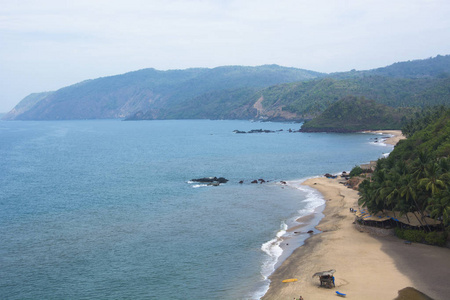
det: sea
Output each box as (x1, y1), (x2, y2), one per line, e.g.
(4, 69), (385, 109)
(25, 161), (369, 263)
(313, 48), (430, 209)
(0, 119), (391, 300)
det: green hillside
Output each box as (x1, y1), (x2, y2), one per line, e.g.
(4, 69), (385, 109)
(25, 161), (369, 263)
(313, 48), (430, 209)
(261, 76), (450, 118)
(358, 107), (450, 231)
(3, 55), (450, 121)
(364, 54), (450, 78)
(299, 96), (413, 132)
(5, 65), (322, 120)
(2, 92), (53, 120)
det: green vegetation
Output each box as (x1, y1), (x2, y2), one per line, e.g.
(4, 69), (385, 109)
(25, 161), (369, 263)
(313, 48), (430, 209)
(401, 105), (449, 138)
(3, 55), (450, 121)
(262, 76), (450, 117)
(2, 92), (53, 120)
(5, 65), (322, 120)
(349, 166), (364, 177)
(395, 228), (447, 246)
(363, 54), (450, 78)
(357, 108), (450, 231)
(163, 88), (261, 120)
(300, 96), (414, 132)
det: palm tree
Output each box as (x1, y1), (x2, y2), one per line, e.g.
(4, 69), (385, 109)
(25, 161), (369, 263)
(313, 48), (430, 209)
(427, 188), (450, 227)
(400, 177), (433, 229)
(412, 151), (432, 180)
(419, 162), (447, 196)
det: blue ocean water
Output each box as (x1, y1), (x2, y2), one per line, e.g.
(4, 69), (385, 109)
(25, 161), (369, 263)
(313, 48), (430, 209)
(0, 120), (391, 299)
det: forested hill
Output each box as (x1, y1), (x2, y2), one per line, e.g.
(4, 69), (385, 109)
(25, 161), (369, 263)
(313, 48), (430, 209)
(299, 96), (413, 132)
(3, 55), (450, 121)
(361, 54), (450, 78)
(2, 65), (323, 120)
(330, 54), (450, 79)
(357, 107), (450, 232)
(259, 76), (450, 118)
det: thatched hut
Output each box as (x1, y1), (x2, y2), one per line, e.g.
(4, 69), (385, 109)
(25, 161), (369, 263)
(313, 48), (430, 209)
(355, 209), (441, 229)
(312, 269), (336, 288)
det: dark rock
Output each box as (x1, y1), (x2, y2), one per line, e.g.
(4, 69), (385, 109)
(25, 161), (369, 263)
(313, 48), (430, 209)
(234, 129), (276, 134)
(280, 181), (287, 184)
(307, 230), (314, 234)
(248, 129), (275, 133)
(239, 180), (244, 184)
(251, 180), (258, 184)
(191, 177), (229, 183)
(258, 179), (266, 183)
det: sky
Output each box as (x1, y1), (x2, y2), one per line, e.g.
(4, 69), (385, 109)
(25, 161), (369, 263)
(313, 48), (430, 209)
(1, 0), (450, 112)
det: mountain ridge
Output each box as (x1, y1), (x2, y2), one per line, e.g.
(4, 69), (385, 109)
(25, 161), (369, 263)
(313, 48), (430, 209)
(3, 55), (450, 121)
(3, 65), (323, 120)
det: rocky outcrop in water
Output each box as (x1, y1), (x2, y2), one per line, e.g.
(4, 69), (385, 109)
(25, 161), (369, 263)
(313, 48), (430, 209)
(191, 177), (229, 184)
(234, 129), (278, 134)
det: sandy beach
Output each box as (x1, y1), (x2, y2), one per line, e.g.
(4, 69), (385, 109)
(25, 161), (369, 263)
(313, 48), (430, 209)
(261, 130), (450, 300)
(365, 130), (406, 145)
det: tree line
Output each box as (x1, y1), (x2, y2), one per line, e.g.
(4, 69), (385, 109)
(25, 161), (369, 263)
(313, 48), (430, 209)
(356, 107), (450, 228)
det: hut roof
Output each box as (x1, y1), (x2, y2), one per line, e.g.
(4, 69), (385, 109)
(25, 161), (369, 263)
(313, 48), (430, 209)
(356, 209), (441, 227)
(312, 269), (336, 278)
(384, 211), (441, 227)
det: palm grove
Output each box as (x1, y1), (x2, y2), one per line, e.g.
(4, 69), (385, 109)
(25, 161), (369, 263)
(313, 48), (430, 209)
(354, 107), (450, 244)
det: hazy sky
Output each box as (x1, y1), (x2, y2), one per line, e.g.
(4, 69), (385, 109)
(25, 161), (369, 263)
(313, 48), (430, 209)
(1, 0), (450, 112)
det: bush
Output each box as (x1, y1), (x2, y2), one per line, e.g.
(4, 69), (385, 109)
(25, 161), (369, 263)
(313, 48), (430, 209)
(395, 228), (447, 246)
(404, 230), (426, 243)
(425, 232), (447, 247)
(395, 228), (404, 239)
(349, 166), (364, 177)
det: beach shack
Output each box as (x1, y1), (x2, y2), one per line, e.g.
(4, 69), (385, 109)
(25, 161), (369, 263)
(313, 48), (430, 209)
(355, 209), (441, 230)
(312, 269), (336, 288)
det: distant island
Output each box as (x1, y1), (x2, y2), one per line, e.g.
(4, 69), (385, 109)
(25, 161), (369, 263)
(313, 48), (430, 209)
(3, 55), (450, 133)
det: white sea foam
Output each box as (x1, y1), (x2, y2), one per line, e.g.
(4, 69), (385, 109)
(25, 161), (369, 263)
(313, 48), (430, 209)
(255, 179), (326, 299)
(187, 180), (212, 188)
(288, 179), (326, 215)
(260, 221), (287, 277)
(370, 140), (388, 147)
(192, 184), (209, 188)
(367, 132), (397, 148)
(255, 221), (287, 299)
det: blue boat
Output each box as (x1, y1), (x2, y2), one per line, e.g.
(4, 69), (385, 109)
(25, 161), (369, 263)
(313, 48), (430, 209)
(336, 291), (346, 297)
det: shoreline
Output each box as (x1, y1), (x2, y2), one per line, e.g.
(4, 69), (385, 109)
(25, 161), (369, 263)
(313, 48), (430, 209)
(260, 130), (450, 299)
(256, 181), (326, 299)
(261, 176), (412, 300)
(363, 129), (406, 145)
